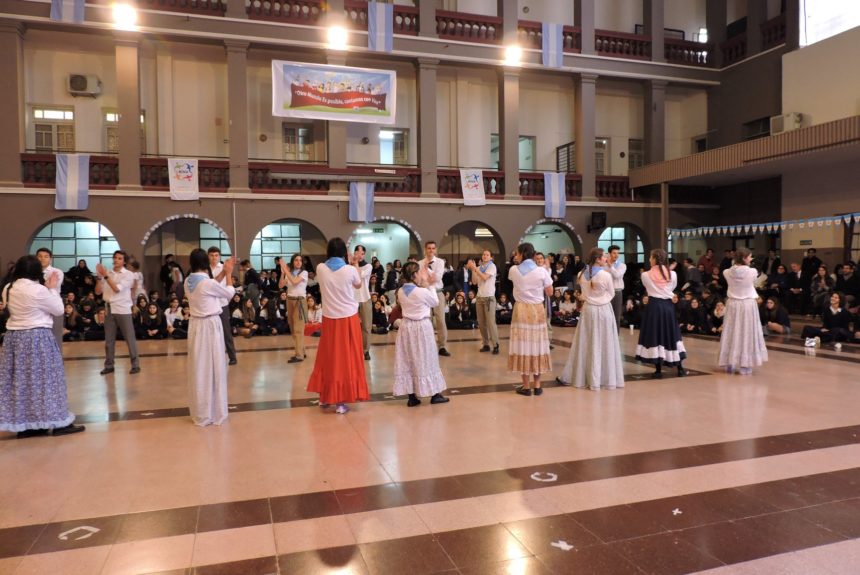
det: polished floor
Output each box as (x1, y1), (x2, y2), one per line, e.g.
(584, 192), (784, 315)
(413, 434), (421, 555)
(1, 325), (859, 574)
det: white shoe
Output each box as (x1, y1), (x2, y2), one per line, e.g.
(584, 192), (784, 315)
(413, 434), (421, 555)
(335, 404), (349, 414)
(738, 367), (752, 375)
(804, 338), (816, 348)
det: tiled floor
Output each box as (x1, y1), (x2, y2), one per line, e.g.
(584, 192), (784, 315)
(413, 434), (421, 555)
(1, 326), (859, 574)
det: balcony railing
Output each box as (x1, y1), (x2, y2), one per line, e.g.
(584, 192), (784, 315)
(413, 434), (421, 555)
(519, 172), (582, 200)
(436, 10), (501, 44)
(664, 38), (711, 67)
(720, 33), (747, 66)
(141, 157), (231, 190)
(136, 0), (225, 16)
(437, 169), (504, 197)
(595, 30), (650, 59)
(22, 153), (118, 188)
(761, 13), (786, 50)
(516, 21), (582, 54)
(343, 1), (419, 35)
(596, 175), (632, 200)
(246, 0), (322, 24)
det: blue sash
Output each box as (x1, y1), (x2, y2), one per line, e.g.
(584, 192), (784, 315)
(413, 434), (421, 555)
(518, 260), (537, 276)
(324, 257), (347, 272)
(186, 273), (207, 294)
(402, 284), (417, 297)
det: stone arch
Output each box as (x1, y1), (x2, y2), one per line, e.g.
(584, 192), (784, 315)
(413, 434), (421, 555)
(28, 216), (121, 273)
(598, 221), (650, 265)
(440, 220), (506, 267)
(519, 219), (584, 259)
(249, 218), (328, 271)
(347, 216), (423, 264)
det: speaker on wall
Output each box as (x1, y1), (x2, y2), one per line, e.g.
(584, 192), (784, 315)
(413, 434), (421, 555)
(588, 211), (607, 233)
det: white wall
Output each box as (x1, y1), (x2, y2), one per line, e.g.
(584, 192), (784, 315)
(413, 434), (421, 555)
(520, 73), (574, 171)
(664, 86), (707, 160)
(437, 67), (498, 168)
(454, 0), (497, 17)
(782, 25), (860, 126)
(595, 80), (643, 176)
(664, 0), (706, 40)
(519, 1), (574, 25)
(595, 0), (642, 34)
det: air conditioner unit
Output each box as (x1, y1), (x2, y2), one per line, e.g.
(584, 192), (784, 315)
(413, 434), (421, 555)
(770, 112), (803, 136)
(67, 74), (101, 97)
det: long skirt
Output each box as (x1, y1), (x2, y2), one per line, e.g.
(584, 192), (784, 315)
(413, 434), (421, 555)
(508, 302), (552, 375)
(393, 318), (447, 397)
(560, 303), (625, 390)
(187, 315), (229, 426)
(636, 297), (687, 366)
(719, 297), (768, 368)
(307, 314), (369, 404)
(0, 328), (75, 432)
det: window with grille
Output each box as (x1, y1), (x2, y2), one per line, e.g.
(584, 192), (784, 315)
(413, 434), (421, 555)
(597, 225), (645, 264)
(30, 219), (119, 271)
(103, 110), (147, 154)
(595, 138), (610, 176)
(282, 123), (313, 161)
(198, 223), (232, 259)
(250, 222), (303, 271)
(628, 139), (645, 170)
(32, 107), (75, 152)
(380, 128), (409, 165)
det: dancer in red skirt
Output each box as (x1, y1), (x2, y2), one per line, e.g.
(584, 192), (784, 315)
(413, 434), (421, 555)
(307, 238), (369, 414)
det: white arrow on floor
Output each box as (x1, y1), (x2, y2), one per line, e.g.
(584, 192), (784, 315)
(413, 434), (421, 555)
(58, 526), (100, 541)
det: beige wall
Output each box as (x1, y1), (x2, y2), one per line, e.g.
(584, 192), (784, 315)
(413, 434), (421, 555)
(596, 79), (644, 176)
(665, 86), (707, 160)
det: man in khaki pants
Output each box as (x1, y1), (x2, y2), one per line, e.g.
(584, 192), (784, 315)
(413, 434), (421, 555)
(353, 245), (373, 360)
(468, 250), (499, 354)
(418, 241), (450, 357)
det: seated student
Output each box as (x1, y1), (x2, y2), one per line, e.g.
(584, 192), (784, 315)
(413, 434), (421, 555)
(255, 295), (279, 336)
(809, 265), (834, 318)
(62, 303), (83, 341)
(767, 264), (789, 302)
(139, 302), (167, 340)
(274, 291), (290, 334)
(132, 294), (149, 325)
(761, 296), (791, 336)
(78, 300), (95, 332)
(447, 292), (476, 329)
(164, 298), (183, 339)
(550, 288), (563, 317)
(801, 292), (853, 343)
(83, 307), (107, 341)
(679, 297), (709, 334)
(303, 295), (322, 337)
(621, 297), (641, 329)
(379, 293), (393, 316)
(700, 287), (718, 313)
(707, 300), (726, 336)
(237, 297), (259, 338)
(496, 292), (513, 325)
(371, 300), (389, 334)
(554, 290), (580, 327)
(170, 306), (190, 340)
(149, 290), (166, 311)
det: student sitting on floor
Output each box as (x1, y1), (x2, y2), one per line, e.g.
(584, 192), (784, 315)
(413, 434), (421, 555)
(680, 297), (709, 334)
(496, 292), (513, 325)
(303, 295), (323, 337)
(761, 296), (791, 336)
(139, 303), (167, 340)
(707, 300), (726, 336)
(801, 292), (853, 343)
(371, 300), (389, 334)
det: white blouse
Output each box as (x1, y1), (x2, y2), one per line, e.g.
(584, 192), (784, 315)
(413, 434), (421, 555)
(724, 265), (759, 300)
(316, 263), (361, 319)
(398, 285), (439, 320)
(578, 270), (615, 306)
(285, 270), (309, 298)
(475, 261), (497, 298)
(641, 269), (678, 300)
(508, 263), (552, 304)
(186, 273), (236, 318)
(2, 279), (64, 330)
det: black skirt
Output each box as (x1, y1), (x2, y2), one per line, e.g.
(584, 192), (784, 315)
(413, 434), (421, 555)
(635, 297), (687, 366)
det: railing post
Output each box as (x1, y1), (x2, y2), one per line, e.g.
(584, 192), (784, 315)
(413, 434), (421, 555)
(643, 0), (664, 62)
(0, 20), (24, 187)
(225, 40), (251, 193)
(418, 0), (437, 39)
(417, 57), (438, 197)
(706, 0), (727, 67)
(574, 0), (595, 55)
(745, 0), (767, 54)
(575, 73), (597, 200)
(644, 80), (666, 164)
(660, 182), (669, 251)
(498, 67), (520, 199)
(115, 34), (142, 191)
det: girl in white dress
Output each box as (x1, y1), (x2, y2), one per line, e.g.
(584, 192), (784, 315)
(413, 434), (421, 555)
(393, 262), (449, 407)
(184, 249), (236, 426)
(719, 247), (768, 374)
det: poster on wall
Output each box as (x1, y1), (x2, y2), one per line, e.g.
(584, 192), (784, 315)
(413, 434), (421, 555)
(271, 60), (396, 125)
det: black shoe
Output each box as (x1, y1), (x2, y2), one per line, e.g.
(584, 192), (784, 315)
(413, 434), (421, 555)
(52, 424), (85, 436)
(100, 368), (114, 375)
(515, 386), (532, 396)
(651, 371), (663, 379)
(550, 345), (555, 350)
(492, 345), (499, 355)
(407, 394), (421, 407)
(555, 377), (572, 387)
(228, 358), (238, 366)
(129, 367), (141, 375)
(16, 429), (49, 439)
(677, 368), (687, 377)
(364, 352), (371, 361)
(479, 345), (491, 352)
(430, 393), (450, 404)
(288, 356), (303, 364)
(533, 387), (543, 396)
(438, 348), (451, 357)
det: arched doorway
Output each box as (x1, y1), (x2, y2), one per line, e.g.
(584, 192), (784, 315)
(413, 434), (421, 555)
(597, 222), (648, 264)
(348, 218), (422, 265)
(250, 219), (327, 272)
(29, 217), (120, 273)
(521, 219), (582, 259)
(440, 221), (504, 269)
(142, 216), (230, 295)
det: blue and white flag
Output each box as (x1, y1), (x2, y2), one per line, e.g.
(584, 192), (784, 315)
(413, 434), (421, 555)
(54, 154), (90, 211)
(368, 2), (394, 53)
(543, 172), (566, 218)
(542, 23), (564, 68)
(50, 0), (85, 24)
(349, 182), (375, 222)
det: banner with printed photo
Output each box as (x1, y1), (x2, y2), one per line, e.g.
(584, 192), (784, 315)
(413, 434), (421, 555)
(168, 158), (199, 201)
(272, 60), (396, 125)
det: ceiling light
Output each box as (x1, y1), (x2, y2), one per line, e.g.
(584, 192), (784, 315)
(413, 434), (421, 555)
(112, 3), (138, 31)
(328, 26), (349, 50)
(504, 45), (522, 66)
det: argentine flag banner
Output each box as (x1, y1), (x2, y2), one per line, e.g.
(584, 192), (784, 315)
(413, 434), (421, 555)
(543, 172), (566, 218)
(542, 23), (564, 68)
(368, 2), (394, 53)
(54, 154), (90, 211)
(349, 182), (375, 222)
(50, 0), (85, 23)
